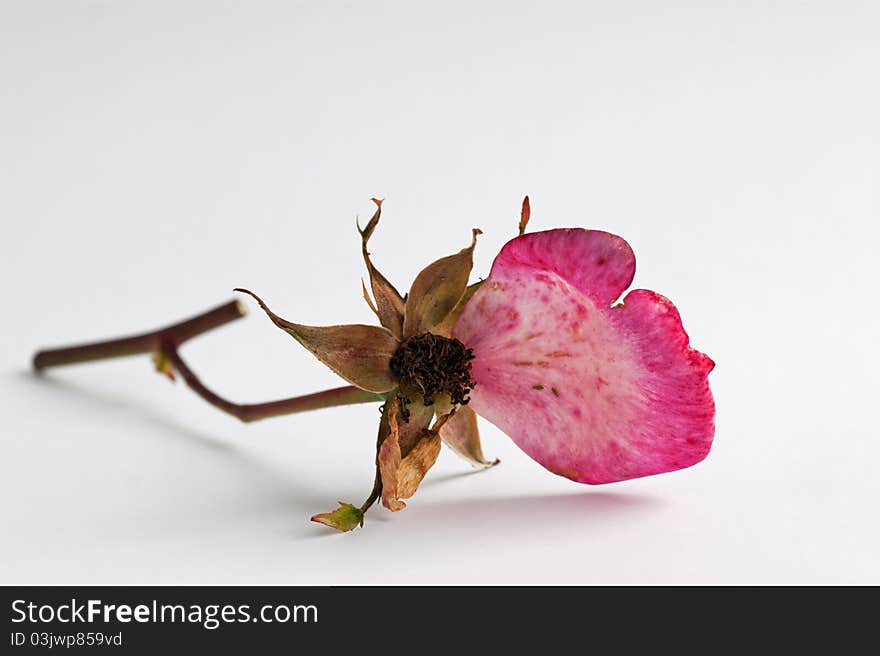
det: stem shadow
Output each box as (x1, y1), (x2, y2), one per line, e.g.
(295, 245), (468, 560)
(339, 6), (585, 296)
(14, 371), (333, 526)
(16, 371), (666, 547)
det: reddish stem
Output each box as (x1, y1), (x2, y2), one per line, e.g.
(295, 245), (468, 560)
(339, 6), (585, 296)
(159, 336), (382, 422)
(33, 299), (384, 422)
(33, 300), (247, 369)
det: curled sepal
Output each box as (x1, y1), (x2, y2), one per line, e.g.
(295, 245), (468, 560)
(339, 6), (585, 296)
(311, 502), (364, 532)
(403, 229), (481, 338)
(359, 199), (405, 339)
(434, 400), (499, 468)
(361, 279), (379, 318)
(378, 399), (405, 511)
(235, 288), (399, 393)
(518, 195), (530, 236)
(379, 402), (453, 511)
(396, 412), (453, 499)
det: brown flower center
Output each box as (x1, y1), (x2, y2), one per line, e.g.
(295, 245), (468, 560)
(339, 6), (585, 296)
(389, 333), (476, 409)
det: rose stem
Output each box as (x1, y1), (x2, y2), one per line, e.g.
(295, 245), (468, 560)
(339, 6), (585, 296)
(159, 336), (382, 422)
(33, 299), (384, 421)
(359, 469), (383, 513)
(33, 300), (247, 369)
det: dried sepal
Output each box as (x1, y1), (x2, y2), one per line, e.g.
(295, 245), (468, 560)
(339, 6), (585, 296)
(378, 398), (405, 511)
(396, 433), (442, 500)
(518, 195), (531, 235)
(403, 229), (481, 338)
(431, 280), (483, 338)
(378, 395), (439, 511)
(358, 198), (405, 339)
(427, 198), (529, 337)
(361, 279), (379, 318)
(377, 400), (452, 511)
(311, 502), (364, 532)
(395, 411), (453, 499)
(434, 399), (498, 468)
(235, 288), (400, 393)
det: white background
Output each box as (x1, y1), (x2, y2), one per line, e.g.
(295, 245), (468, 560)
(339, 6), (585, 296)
(2, 1), (878, 584)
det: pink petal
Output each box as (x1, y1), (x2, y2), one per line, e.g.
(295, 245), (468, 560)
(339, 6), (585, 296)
(453, 229), (714, 484)
(493, 228), (636, 306)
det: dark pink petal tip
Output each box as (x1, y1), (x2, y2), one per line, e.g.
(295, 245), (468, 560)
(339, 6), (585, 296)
(454, 228), (715, 484)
